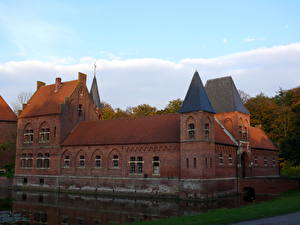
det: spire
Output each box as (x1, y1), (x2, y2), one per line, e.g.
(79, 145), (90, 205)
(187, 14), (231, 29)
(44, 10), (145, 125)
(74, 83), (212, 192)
(179, 71), (215, 113)
(90, 75), (102, 108)
(205, 76), (249, 114)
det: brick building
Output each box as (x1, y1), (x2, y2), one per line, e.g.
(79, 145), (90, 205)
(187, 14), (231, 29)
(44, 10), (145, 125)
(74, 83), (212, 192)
(14, 71), (279, 198)
(0, 95), (17, 167)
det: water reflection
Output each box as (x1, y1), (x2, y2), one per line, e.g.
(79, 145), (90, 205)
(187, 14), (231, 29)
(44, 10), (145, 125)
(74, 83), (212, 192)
(0, 189), (273, 225)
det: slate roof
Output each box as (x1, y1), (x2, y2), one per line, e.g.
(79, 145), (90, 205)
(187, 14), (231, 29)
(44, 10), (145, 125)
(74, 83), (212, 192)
(249, 126), (278, 150)
(20, 80), (78, 118)
(90, 76), (102, 108)
(179, 71), (215, 113)
(0, 96), (17, 121)
(205, 76), (249, 114)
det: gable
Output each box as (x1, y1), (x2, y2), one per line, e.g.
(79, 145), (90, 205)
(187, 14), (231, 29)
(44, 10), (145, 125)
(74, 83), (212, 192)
(0, 96), (17, 121)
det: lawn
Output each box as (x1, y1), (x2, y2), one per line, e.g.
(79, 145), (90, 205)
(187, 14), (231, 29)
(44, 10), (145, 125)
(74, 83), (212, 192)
(124, 189), (300, 225)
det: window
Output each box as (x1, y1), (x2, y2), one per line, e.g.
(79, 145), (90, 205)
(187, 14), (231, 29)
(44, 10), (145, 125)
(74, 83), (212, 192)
(210, 157), (212, 168)
(79, 155), (85, 167)
(39, 128), (50, 143)
(193, 157), (197, 168)
(21, 154), (27, 168)
(39, 178), (44, 185)
(64, 155), (70, 168)
(23, 177), (28, 185)
(272, 157), (276, 167)
(137, 156), (143, 174)
(243, 127), (248, 140)
(254, 156), (258, 167)
(228, 154), (233, 165)
(27, 153), (33, 167)
(188, 123), (195, 139)
(152, 156), (160, 175)
(219, 154), (224, 165)
(37, 153), (43, 168)
(204, 123), (210, 140)
(264, 157), (268, 167)
(78, 104), (83, 116)
(129, 156), (143, 174)
(186, 158), (189, 168)
(95, 155), (101, 168)
(24, 128), (34, 144)
(113, 155), (119, 168)
(44, 153), (50, 168)
(239, 125), (243, 139)
(205, 158), (208, 168)
(37, 153), (50, 169)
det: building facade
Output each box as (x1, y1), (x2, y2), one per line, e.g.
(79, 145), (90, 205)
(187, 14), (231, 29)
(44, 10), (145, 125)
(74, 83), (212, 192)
(0, 96), (17, 168)
(14, 71), (279, 198)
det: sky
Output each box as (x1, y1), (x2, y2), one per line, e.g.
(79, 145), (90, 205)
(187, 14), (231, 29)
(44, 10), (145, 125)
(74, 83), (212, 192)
(0, 0), (300, 109)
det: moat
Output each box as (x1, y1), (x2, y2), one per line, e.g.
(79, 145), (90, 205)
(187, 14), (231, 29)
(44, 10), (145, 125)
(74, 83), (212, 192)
(0, 188), (275, 225)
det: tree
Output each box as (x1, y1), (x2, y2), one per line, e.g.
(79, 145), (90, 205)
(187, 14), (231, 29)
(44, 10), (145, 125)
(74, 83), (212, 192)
(131, 104), (157, 117)
(238, 89), (251, 104)
(101, 102), (116, 120)
(11, 92), (32, 114)
(158, 98), (182, 114)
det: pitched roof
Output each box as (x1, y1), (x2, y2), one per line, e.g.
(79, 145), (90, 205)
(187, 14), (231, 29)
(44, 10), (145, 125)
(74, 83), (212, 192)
(179, 71), (215, 114)
(205, 76), (249, 114)
(62, 114), (181, 146)
(0, 96), (17, 121)
(90, 75), (102, 108)
(249, 126), (278, 150)
(214, 120), (236, 146)
(20, 80), (78, 118)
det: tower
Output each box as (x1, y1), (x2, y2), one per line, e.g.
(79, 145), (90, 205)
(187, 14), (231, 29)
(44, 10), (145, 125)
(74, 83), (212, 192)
(179, 71), (216, 179)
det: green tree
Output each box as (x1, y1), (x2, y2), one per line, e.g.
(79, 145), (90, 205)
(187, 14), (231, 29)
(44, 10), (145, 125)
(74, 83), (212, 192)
(131, 104), (157, 117)
(158, 98), (182, 114)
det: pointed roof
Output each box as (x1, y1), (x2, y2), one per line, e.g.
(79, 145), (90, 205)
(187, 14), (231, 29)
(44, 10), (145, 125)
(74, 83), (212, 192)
(205, 76), (249, 114)
(0, 96), (17, 121)
(179, 71), (215, 113)
(20, 80), (79, 118)
(90, 76), (101, 108)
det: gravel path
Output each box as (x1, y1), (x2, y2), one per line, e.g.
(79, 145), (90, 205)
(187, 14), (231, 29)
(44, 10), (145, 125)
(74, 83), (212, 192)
(230, 211), (300, 225)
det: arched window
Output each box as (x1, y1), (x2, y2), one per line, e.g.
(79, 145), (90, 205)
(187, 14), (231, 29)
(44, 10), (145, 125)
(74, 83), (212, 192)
(24, 124), (34, 144)
(20, 154), (27, 168)
(79, 155), (85, 167)
(95, 155), (101, 168)
(188, 123), (195, 139)
(152, 156), (160, 175)
(193, 157), (197, 168)
(27, 153), (33, 168)
(204, 123), (210, 140)
(64, 155), (70, 168)
(112, 155), (119, 168)
(44, 153), (50, 168)
(39, 123), (50, 143)
(243, 126), (248, 140)
(37, 153), (43, 168)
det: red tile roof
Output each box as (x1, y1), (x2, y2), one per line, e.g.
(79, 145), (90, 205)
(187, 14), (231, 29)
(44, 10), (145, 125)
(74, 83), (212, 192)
(214, 122), (235, 145)
(249, 126), (278, 150)
(63, 113), (235, 146)
(20, 80), (78, 118)
(0, 96), (17, 121)
(63, 114), (181, 146)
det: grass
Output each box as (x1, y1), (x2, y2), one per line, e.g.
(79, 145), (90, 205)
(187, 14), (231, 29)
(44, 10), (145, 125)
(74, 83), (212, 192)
(123, 189), (300, 225)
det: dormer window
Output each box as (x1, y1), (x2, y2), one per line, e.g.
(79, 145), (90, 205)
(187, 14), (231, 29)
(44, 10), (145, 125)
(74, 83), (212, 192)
(188, 123), (195, 139)
(204, 123), (210, 140)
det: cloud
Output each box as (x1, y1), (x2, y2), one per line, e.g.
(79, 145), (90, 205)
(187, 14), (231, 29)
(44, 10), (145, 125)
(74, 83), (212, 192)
(1, 43), (300, 109)
(243, 37), (265, 43)
(223, 39), (228, 44)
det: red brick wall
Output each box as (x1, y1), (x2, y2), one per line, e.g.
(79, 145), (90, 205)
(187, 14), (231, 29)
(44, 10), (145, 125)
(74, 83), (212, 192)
(0, 121), (16, 167)
(215, 144), (237, 178)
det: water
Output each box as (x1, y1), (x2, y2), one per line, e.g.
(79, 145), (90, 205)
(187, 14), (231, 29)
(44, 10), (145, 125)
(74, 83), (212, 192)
(0, 189), (274, 225)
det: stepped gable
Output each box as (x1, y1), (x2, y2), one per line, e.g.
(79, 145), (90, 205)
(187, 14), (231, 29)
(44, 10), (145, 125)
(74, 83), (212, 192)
(20, 80), (78, 118)
(0, 96), (17, 121)
(179, 71), (215, 113)
(249, 126), (278, 150)
(62, 114), (181, 146)
(90, 75), (102, 108)
(205, 76), (249, 114)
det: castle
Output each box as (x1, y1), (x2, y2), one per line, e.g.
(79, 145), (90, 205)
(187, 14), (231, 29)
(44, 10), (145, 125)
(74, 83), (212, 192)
(11, 71), (278, 198)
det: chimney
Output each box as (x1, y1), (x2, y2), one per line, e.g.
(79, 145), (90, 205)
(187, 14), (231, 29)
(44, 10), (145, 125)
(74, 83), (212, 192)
(36, 81), (45, 90)
(78, 72), (87, 84)
(55, 77), (62, 92)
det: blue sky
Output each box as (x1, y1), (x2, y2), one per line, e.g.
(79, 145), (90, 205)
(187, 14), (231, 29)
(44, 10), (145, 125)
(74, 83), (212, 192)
(0, 0), (300, 109)
(1, 0), (299, 62)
